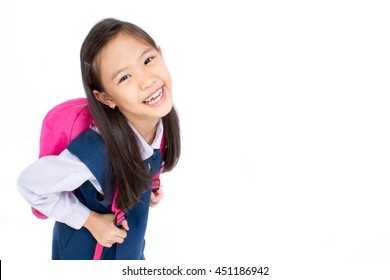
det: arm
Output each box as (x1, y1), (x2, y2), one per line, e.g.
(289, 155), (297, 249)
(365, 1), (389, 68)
(18, 149), (128, 246)
(17, 149), (97, 229)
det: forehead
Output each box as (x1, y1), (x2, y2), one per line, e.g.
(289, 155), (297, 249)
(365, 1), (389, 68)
(96, 33), (153, 73)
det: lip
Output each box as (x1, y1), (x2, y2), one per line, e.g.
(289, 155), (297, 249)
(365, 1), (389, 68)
(143, 86), (163, 102)
(143, 86), (166, 107)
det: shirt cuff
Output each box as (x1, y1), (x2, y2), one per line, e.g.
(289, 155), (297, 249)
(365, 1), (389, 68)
(65, 203), (91, 230)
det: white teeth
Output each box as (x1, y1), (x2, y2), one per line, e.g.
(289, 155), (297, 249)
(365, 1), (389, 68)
(144, 88), (163, 105)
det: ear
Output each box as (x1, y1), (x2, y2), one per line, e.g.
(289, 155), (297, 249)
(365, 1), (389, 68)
(93, 90), (117, 109)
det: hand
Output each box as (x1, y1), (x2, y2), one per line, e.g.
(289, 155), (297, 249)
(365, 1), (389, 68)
(84, 211), (129, 248)
(150, 188), (164, 207)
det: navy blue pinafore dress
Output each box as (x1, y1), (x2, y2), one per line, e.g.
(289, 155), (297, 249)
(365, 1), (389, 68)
(51, 128), (162, 260)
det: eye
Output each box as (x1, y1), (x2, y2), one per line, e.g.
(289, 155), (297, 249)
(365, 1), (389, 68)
(118, 74), (131, 84)
(144, 56), (154, 65)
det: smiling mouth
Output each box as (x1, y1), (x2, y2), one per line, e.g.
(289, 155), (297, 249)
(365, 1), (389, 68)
(143, 87), (163, 105)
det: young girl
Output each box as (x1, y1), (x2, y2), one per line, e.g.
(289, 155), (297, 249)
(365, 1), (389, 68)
(17, 18), (180, 260)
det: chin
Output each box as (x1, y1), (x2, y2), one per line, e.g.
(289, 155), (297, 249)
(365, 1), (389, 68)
(159, 100), (173, 118)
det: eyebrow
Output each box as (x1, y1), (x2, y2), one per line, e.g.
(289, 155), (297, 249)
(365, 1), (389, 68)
(110, 47), (155, 82)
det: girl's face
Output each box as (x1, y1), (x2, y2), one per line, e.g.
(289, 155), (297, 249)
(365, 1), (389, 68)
(93, 33), (173, 127)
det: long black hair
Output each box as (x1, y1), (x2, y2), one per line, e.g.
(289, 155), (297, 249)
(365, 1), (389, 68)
(80, 18), (180, 211)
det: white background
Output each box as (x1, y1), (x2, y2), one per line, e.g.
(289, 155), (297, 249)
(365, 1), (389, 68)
(1, 0), (390, 279)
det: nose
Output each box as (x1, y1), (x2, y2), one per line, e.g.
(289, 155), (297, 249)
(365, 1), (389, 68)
(139, 69), (155, 90)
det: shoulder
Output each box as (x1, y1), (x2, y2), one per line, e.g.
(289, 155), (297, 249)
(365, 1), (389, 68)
(66, 129), (108, 182)
(67, 128), (104, 153)
(67, 128), (106, 167)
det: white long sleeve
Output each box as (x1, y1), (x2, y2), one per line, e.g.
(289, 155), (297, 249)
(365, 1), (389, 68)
(17, 149), (101, 229)
(17, 120), (163, 230)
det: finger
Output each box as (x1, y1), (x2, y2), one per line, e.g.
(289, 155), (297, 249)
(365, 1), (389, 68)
(150, 197), (159, 207)
(103, 235), (124, 247)
(116, 228), (127, 239)
(156, 189), (164, 200)
(113, 236), (125, 244)
(150, 200), (160, 207)
(100, 240), (113, 248)
(150, 192), (158, 203)
(120, 219), (129, 231)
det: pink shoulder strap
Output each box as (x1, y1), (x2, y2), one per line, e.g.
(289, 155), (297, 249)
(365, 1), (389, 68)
(152, 135), (165, 192)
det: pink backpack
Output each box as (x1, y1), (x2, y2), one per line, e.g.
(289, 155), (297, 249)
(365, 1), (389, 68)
(32, 98), (93, 219)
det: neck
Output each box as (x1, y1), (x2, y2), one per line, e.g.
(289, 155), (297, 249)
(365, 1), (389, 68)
(131, 119), (159, 145)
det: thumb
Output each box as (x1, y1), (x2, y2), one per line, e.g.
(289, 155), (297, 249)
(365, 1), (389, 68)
(120, 219), (129, 231)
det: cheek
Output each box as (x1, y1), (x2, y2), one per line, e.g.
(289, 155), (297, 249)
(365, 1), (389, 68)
(164, 90), (173, 109)
(157, 63), (172, 83)
(113, 87), (140, 105)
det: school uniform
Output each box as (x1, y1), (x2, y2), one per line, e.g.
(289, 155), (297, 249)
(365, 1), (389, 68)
(18, 121), (163, 260)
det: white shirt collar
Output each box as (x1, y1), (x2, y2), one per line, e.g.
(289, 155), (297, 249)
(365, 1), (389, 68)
(91, 119), (163, 161)
(128, 119), (163, 160)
